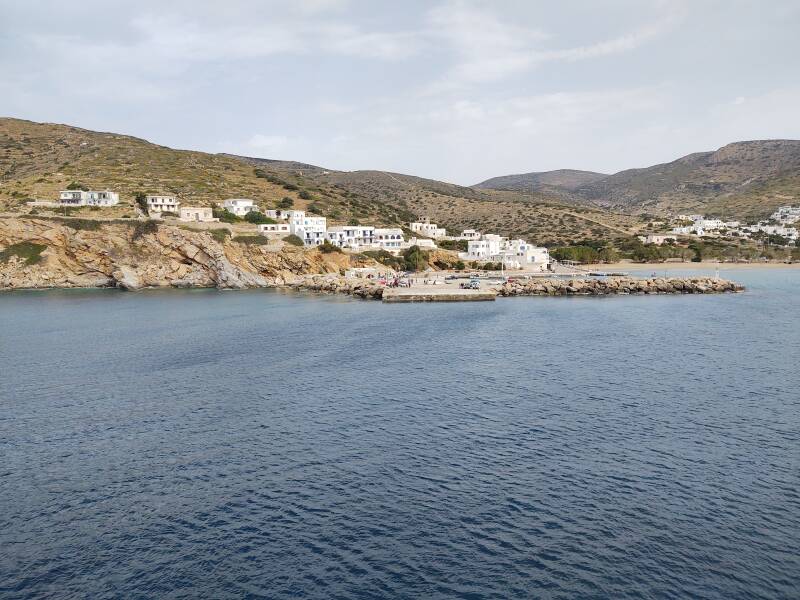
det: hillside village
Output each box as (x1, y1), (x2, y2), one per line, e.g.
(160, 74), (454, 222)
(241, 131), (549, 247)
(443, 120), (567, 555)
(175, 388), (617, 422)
(25, 188), (553, 271)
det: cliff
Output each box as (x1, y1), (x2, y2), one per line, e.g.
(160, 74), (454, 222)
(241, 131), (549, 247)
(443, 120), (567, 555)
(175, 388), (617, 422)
(0, 217), (363, 291)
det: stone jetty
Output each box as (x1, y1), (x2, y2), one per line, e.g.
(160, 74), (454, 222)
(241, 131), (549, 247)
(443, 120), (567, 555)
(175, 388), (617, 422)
(497, 276), (744, 297)
(292, 274), (744, 301)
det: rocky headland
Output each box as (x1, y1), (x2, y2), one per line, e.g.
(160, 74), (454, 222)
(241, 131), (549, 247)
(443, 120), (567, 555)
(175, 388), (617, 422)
(0, 217), (362, 291)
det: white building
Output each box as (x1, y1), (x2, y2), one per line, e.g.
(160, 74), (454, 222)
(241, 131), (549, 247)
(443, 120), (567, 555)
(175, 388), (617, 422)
(639, 234), (678, 245)
(460, 229), (481, 240)
(409, 217), (447, 239)
(222, 198), (257, 216)
(58, 190), (119, 206)
(258, 223), (291, 237)
(461, 234), (549, 270)
(146, 195), (180, 215)
(264, 209), (327, 246)
(372, 228), (405, 252)
(179, 207), (217, 222)
(326, 226), (375, 249)
(464, 234), (504, 259)
(771, 206), (800, 224)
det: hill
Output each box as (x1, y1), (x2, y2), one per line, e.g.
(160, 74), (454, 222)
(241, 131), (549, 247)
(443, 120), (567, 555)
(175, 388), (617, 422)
(0, 118), (641, 245)
(475, 169), (608, 193)
(477, 141), (800, 220)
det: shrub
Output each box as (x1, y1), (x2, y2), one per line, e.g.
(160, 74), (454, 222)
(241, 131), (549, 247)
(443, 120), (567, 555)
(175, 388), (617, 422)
(0, 241), (47, 265)
(134, 192), (148, 213)
(132, 220), (158, 240)
(298, 190), (312, 200)
(318, 240), (342, 254)
(232, 235), (270, 245)
(282, 183), (299, 192)
(402, 245), (429, 271)
(437, 239), (468, 252)
(66, 182), (88, 191)
(50, 217), (103, 231)
(212, 208), (241, 223)
(278, 197), (294, 209)
(363, 249), (404, 270)
(244, 211), (277, 225)
(455, 260), (466, 270)
(283, 234), (304, 247)
(209, 228), (231, 243)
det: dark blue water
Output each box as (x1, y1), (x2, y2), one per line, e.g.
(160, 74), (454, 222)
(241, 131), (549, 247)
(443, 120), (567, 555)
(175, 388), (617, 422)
(2, 267), (799, 599)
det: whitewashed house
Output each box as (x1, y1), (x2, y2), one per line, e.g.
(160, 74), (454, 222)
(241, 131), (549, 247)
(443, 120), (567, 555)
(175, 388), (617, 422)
(58, 190), (119, 206)
(326, 226), (375, 249)
(464, 234), (504, 260)
(264, 209), (327, 246)
(639, 234), (678, 245)
(179, 207), (217, 222)
(146, 195), (180, 215)
(409, 217), (447, 239)
(460, 234), (549, 269)
(222, 198), (257, 216)
(258, 223), (291, 237)
(772, 206), (800, 224)
(372, 228), (405, 252)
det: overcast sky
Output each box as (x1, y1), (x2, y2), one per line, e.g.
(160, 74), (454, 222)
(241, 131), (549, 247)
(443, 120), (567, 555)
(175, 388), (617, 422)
(2, 0), (799, 184)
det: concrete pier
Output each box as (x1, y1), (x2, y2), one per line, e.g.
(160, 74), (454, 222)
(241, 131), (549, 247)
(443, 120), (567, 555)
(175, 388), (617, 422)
(383, 286), (496, 303)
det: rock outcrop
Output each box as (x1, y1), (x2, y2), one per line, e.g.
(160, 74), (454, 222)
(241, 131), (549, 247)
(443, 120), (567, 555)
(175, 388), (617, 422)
(0, 217), (362, 290)
(292, 275), (385, 299)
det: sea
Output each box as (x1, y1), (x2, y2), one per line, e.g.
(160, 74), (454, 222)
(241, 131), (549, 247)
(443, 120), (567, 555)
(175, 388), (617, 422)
(1, 266), (798, 599)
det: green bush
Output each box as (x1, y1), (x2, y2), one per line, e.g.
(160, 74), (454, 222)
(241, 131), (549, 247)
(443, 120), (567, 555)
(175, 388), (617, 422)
(244, 211), (277, 225)
(212, 208), (241, 223)
(282, 183), (299, 192)
(278, 197), (294, 209)
(0, 241), (47, 265)
(134, 192), (148, 213)
(455, 260), (466, 270)
(363, 249), (404, 270)
(298, 190), (313, 200)
(66, 182), (88, 191)
(437, 239), (468, 252)
(283, 234), (304, 247)
(209, 228), (231, 243)
(402, 245), (429, 271)
(232, 235), (271, 245)
(318, 240), (342, 254)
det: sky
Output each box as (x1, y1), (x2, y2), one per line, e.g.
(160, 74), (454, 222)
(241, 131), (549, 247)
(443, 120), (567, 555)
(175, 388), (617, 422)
(1, 0), (799, 184)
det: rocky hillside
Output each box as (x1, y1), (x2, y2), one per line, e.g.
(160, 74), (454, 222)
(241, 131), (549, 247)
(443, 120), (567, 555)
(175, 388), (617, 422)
(477, 141), (800, 220)
(0, 118), (412, 226)
(474, 169), (608, 194)
(1, 118), (642, 245)
(0, 216), (364, 290)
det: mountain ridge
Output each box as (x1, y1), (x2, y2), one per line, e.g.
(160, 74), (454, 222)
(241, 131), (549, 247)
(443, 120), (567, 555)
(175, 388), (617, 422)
(475, 140), (800, 219)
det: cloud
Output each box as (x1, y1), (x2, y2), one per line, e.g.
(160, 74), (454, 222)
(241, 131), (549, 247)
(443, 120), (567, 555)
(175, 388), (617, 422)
(424, 0), (684, 89)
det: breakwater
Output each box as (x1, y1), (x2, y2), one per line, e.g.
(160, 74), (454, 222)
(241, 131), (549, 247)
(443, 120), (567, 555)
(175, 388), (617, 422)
(293, 275), (744, 301)
(498, 276), (744, 296)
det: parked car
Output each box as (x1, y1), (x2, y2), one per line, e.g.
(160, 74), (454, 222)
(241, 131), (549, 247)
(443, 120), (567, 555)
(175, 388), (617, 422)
(461, 280), (480, 289)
